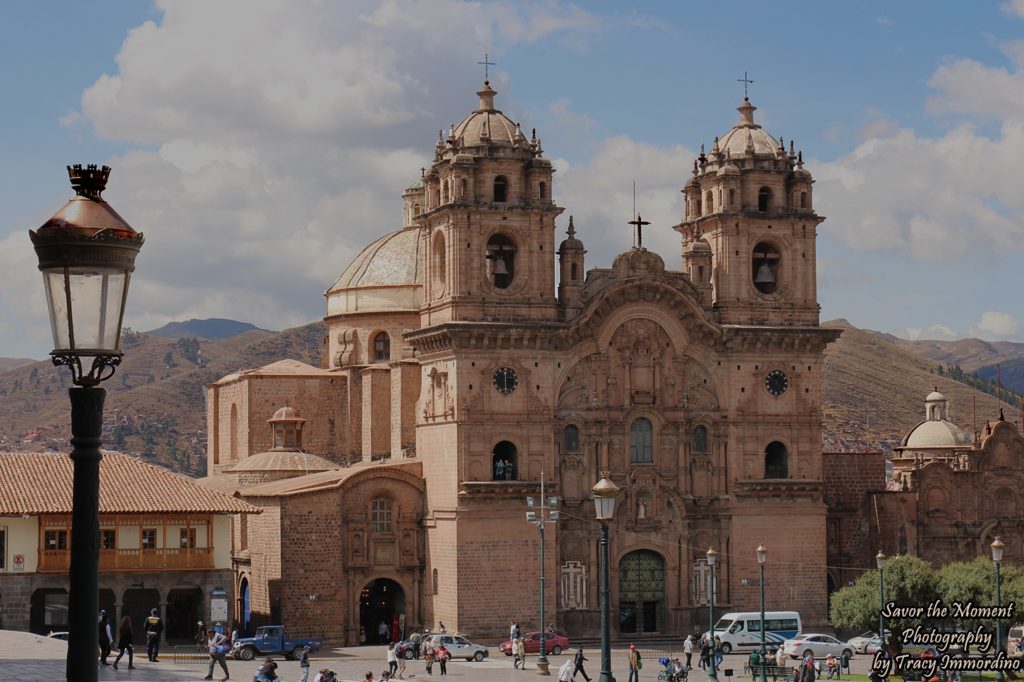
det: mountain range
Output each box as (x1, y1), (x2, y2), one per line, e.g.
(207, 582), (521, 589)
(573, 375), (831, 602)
(0, 318), (1020, 476)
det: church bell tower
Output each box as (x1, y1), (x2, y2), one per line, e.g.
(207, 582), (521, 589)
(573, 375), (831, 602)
(418, 82), (564, 326)
(675, 97), (819, 327)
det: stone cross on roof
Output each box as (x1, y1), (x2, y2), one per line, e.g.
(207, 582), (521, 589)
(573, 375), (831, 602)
(737, 71), (755, 98)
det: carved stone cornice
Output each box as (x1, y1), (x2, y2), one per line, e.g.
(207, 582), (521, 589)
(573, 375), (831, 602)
(459, 480), (552, 497)
(405, 321), (565, 355)
(721, 325), (841, 353)
(733, 478), (824, 500)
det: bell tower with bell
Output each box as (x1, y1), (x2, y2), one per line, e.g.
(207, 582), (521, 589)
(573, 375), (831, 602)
(674, 96), (820, 327)
(417, 80), (563, 326)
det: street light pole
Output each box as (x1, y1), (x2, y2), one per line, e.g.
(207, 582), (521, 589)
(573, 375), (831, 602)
(992, 537), (1005, 682)
(757, 544), (768, 682)
(593, 474), (619, 682)
(876, 551), (887, 652)
(29, 164), (143, 682)
(527, 472), (560, 675)
(708, 547), (718, 682)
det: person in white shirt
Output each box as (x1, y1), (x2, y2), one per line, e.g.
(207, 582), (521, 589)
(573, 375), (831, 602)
(387, 642), (399, 676)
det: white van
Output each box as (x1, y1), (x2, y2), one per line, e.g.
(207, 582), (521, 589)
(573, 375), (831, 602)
(706, 611), (802, 654)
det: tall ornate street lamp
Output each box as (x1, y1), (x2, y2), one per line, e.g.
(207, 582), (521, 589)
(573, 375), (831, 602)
(708, 547), (719, 682)
(29, 164), (143, 682)
(757, 544), (768, 682)
(992, 537), (1005, 682)
(527, 471), (560, 675)
(593, 474), (619, 682)
(876, 550), (887, 652)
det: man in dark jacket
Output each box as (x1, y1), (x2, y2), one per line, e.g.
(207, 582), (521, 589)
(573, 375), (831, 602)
(573, 646), (591, 682)
(98, 610), (113, 665)
(144, 608), (164, 662)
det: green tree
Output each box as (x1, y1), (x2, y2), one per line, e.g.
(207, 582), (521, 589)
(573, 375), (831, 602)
(830, 555), (938, 632)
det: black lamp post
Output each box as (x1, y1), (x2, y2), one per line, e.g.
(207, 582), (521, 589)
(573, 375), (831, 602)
(876, 551), (887, 653)
(30, 164), (143, 682)
(992, 537), (1005, 682)
(593, 474), (619, 682)
(527, 472), (560, 675)
(757, 544), (768, 682)
(708, 547), (719, 682)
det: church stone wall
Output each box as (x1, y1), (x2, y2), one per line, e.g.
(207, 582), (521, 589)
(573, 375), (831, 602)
(823, 452), (885, 589)
(238, 498), (282, 621)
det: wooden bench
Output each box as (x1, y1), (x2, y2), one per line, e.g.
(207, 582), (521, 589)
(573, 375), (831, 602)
(750, 663), (794, 682)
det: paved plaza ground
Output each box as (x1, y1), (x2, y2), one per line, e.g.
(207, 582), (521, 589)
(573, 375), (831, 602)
(0, 631), (885, 682)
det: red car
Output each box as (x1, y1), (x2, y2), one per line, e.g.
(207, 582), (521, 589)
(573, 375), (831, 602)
(499, 631), (569, 656)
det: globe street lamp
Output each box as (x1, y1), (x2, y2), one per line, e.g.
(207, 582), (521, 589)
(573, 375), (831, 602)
(757, 544), (768, 682)
(593, 474), (619, 682)
(992, 537), (1005, 682)
(527, 471), (560, 675)
(708, 547), (719, 682)
(876, 551), (887, 653)
(29, 164), (143, 682)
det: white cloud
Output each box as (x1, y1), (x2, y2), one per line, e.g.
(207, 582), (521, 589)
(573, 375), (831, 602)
(891, 324), (959, 341)
(970, 311), (1019, 340)
(1002, 0), (1024, 17)
(46, 0), (602, 347)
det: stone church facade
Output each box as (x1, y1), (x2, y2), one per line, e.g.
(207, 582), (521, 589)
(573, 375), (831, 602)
(203, 82), (842, 642)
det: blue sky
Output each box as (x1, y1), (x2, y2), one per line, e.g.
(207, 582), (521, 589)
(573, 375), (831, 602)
(2, 1), (1024, 358)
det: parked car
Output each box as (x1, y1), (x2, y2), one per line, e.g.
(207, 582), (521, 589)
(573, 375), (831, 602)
(864, 636), (883, 654)
(499, 631), (570, 656)
(230, 625), (323, 661)
(422, 633), (489, 662)
(848, 631), (889, 653)
(781, 634), (853, 660)
(46, 631), (70, 642)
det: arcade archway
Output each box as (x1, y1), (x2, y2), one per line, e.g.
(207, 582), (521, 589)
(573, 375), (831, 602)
(166, 586), (203, 643)
(359, 578), (405, 644)
(618, 550), (665, 634)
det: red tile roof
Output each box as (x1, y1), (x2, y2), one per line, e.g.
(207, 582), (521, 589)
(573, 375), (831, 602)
(0, 452), (260, 515)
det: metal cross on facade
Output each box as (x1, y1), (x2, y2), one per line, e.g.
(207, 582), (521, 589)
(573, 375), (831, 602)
(478, 52), (496, 81)
(738, 71), (755, 98)
(628, 215), (650, 249)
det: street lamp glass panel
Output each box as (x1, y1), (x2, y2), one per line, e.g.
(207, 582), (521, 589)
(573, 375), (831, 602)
(548, 497), (558, 507)
(526, 497), (536, 508)
(593, 495), (615, 521)
(756, 544), (767, 565)
(707, 547), (717, 566)
(44, 267), (128, 353)
(875, 551), (886, 569)
(549, 510), (560, 521)
(992, 537), (1005, 562)
(526, 511), (537, 522)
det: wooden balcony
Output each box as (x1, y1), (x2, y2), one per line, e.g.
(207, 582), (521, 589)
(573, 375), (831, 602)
(39, 547), (214, 573)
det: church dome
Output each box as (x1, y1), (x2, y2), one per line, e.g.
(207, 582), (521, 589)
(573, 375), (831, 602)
(269, 405), (304, 423)
(926, 390), (946, 403)
(325, 227), (423, 316)
(225, 450), (338, 474)
(901, 419), (973, 449)
(449, 82), (528, 149)
(715, 98), (784, 158)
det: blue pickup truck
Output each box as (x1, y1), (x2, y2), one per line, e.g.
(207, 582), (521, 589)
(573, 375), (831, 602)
(230, 626), (324, 661)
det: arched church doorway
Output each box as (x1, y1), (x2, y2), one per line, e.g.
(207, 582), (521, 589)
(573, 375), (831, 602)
(239, 577), (251, 636)
(123, 586), (161, 644)
(618, 550), (665, 634)
(360, 578), (405, 644)
(166, 586), (203, 643)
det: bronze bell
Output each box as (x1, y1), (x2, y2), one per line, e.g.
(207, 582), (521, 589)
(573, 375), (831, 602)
(490, 254), (509, 275)
(754, 262), (775, 284)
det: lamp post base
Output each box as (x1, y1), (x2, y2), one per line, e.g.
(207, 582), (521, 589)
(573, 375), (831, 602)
(598, 672), (615, 682)
(535, 659), (551, 675)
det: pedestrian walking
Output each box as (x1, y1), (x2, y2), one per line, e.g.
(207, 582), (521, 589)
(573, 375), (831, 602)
(798, 653), (818, 682)
(684, 635), (694, 669)
(437, 644), (450, 675)
(144, 607), (164, 662)
(559, 659), (575, 682)
(398, 649), (408, 679)
(195, 620), (207, 644)
(203, 627), (231, 681)
(627, 643), (641, 682)
(299, 644), (312, 682)
(516, 637), (527, 669)
(388, 642), (399, 676)
(700, 636), (710, 670)
(423, 641), (435, 675)
(98, 609), (113, 666)
(776, 647), (788, 669)
(715, 635), (724, 667)
(573, 646), (592, 682)
(112, 615), (136, 670)
(378, 619), (390, 644)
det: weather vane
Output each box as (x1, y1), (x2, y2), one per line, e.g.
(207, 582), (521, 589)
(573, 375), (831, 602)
(737, 71), (755, 98)
(478, 52), (496, 82)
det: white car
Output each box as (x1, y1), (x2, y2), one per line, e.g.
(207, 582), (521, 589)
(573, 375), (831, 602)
(423, 634), (490, 662)
(782, 634), (854, 660)
(848, 631), (888, 653)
